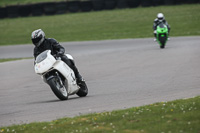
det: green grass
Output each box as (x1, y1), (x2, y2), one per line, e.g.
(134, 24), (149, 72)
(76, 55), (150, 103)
(0, 96), (199, 132)
(0, 58), (32, 63)
(0, 4), (200, 46)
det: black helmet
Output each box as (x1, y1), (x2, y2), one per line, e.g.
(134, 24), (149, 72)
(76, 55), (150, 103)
(31, 29), (45, 47)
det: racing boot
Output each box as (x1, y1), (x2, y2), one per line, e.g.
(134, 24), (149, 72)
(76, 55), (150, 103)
(71, 63), (84, 85)
(76, 72), (85, 85)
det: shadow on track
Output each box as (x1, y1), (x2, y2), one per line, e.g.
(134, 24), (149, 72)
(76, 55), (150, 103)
(27, 96), (91, 105)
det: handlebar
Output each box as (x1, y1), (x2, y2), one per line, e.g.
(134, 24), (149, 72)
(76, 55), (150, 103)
(53, 54), (61, 60)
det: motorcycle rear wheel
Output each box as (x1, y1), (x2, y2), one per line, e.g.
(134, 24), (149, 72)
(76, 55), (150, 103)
(48, 77), (68, 100)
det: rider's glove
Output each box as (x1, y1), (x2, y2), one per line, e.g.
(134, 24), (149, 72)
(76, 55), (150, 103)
(56, 51), (63, 57)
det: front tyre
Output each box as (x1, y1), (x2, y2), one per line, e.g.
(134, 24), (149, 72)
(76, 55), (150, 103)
(48, 77), (68, 100)
(159, 35), (167, 49)
(76, 81), (88, 97)
(160, 44), (165, 49)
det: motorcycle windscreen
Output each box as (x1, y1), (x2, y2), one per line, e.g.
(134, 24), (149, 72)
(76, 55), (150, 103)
(35, 50), (49, 63)
(158, 23), (165, 28)
(35, 50), (56, 74)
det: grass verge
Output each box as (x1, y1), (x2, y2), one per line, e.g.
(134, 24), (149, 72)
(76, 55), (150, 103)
(0, 96), (199, 132)
(0, 4), (200, 46)
(0, 58), (32, 63)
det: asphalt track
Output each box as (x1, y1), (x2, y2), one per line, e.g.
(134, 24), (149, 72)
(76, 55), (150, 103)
(0, 36), (200, 127)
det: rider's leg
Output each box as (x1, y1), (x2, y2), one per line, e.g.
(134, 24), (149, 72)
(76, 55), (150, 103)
(154, 30), (157, 41)
(60, 55), (83, 84)
(167, 25), (170, 39)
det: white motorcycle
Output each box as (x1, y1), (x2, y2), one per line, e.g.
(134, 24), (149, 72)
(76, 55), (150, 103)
(34, 50), (88, 100)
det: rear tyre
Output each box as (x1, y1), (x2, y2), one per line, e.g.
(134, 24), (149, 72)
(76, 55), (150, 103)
(48, 77), (68, 100)
(76, 81), (88, 97)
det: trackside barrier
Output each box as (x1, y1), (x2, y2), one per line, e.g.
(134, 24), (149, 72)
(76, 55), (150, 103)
(19, 5), (31, 17)
(141, 0), (153, 7)
(105, 0), (117, 10)
(44, 2), (57, 15)
(0, 7), (7, 18)
(81, 1), (93, 12)
(117, 0), (128, 8)
(31, 3), (44, 16)
(68, 1), (80, 12)
(92, 0), (105, 11)
(152, 0), (164, 6)
(55, 2), (68, 14)
(7, 5), (19, 18)
(127, 0), (140, 8)
(0, 0), (199, 19)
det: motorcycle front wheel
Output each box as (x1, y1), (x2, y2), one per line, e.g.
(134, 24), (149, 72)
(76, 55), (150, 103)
(48, 77), (68, 100)
(159, 36), (167, 49)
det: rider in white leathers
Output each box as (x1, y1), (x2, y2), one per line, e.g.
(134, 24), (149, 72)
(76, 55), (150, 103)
(153, 13), (170, 40)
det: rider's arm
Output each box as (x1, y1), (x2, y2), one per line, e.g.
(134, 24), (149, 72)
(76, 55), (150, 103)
(163, 20), (170, 31)
(50, 38), (65, 55)
(33, 48), (40, 65)
(33, 47), (40, 59)
(153, 19), (158, 30)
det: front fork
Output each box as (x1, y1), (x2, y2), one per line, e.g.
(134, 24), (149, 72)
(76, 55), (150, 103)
(42, 71), (64, 87)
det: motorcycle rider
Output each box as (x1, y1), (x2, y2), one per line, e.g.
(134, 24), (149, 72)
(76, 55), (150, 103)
(31, 29), (84, 84)
(153, 13), (170, 41)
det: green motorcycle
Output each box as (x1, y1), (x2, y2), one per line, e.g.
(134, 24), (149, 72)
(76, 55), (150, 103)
(156, 22), (169, 49)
